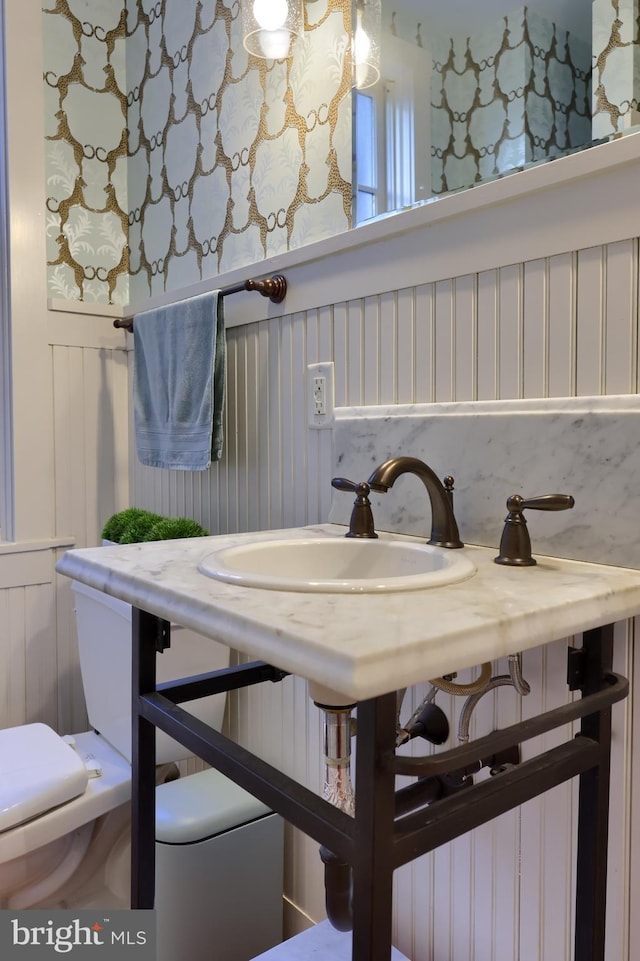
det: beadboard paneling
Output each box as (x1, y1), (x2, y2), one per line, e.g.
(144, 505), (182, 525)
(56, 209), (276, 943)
(0, 577), (56, 730)
(53, 343), (130, 545)
(0, 340), (129, 742)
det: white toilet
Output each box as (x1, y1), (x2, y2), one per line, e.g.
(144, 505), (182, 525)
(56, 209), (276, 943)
(0, 580), (284, 958)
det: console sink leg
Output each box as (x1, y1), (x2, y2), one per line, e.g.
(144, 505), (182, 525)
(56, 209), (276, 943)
(351, 693), (397, 961)
(574, 624), (614, 961)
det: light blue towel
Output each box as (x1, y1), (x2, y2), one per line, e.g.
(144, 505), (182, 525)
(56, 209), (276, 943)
(133, 290), (225, 471)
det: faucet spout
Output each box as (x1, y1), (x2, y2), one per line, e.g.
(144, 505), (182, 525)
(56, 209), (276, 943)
(367, 456), (463, 548)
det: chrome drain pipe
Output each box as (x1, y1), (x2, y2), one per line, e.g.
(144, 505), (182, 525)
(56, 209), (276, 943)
(322, 706), (355, 816)
(317, 703), (355, 932)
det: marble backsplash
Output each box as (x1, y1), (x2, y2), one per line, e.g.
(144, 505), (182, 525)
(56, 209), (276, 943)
(328, 395), (640, 570)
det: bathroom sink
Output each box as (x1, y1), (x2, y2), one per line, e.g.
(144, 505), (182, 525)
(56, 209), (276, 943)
(198, 536), (476, 593)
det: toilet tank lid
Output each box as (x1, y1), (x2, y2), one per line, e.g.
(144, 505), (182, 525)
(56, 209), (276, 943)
(155, 768), (272, 843)
(0, 723), (89, 833)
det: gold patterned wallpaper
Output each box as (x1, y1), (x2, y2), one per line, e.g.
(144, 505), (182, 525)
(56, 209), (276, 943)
(430, 7), (591, 195)
(592, 0), (640, 136)
(43, 0), (352, 305)
(42, 2), (640, 305)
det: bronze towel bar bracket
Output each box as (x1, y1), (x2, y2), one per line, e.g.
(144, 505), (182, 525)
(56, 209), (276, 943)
(244, 274), (287, 303)
(113, 274), (287, 332)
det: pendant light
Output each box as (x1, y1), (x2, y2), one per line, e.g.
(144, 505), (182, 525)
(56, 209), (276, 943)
(242, 0), (303, 61)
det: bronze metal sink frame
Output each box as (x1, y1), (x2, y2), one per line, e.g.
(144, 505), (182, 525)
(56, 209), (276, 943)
(130, 616), (625, 961)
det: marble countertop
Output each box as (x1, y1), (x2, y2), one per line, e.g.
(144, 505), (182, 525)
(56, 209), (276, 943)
(56, 525), (640, 702)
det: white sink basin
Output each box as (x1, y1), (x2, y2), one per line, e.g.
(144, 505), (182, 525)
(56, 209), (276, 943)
(198, 536), (476, 593)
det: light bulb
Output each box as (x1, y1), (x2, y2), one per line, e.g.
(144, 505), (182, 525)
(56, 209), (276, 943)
(258, 28), (291, 59)
(253, 0), (288, 32)
(354, 16), (371, 87)
(354, 26), (371, 67)
(353, 3), (380, 89)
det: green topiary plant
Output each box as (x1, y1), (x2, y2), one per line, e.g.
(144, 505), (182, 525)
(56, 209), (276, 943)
(118, 515), (163, 543)
(101, 508), (209, 544)
(101, 507), (159, 543)
(143, 517), (210, 541)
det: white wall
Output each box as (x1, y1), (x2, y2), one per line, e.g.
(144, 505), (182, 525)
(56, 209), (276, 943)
(1, 1), (130, 738)
(2, 1), (640, 957)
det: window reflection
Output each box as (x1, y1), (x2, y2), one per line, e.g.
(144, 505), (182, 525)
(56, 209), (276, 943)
(355, 92), (380, 220)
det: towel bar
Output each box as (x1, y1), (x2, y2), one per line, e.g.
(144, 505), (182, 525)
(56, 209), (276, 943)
(113, 274), (287, 332)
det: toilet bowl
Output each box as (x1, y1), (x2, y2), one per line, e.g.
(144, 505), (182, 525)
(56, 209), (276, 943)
(0, 580), (232, 910)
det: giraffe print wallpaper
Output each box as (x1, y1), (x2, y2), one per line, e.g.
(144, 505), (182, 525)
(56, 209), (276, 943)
(429, 6), (592, 195)
(384, 0), (639, 197)
(43, 0), (352, 305)
(42, 2), (640, 305)
(44, 0), (129, 304)
(592, 0), (640, 136)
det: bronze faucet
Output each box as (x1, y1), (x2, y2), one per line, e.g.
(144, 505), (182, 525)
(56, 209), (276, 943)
(367, 456), (464, 548)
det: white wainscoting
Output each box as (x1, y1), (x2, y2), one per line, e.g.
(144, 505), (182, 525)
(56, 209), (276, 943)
(0, 336), (130, 744)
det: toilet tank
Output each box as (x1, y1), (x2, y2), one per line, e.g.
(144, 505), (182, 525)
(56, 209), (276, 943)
(71, 581), (230, 764)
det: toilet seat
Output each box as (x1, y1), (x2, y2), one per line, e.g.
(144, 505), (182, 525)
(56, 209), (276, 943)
(0, 730), (131, 864)
(0, 724), (88, 833)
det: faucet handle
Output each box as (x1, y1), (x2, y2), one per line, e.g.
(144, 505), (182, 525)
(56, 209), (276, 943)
(494, 492), (575, 567)
(509, 493), (575, 513)
(331, 477), (365, 494)
(331, 477), (378, 539)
